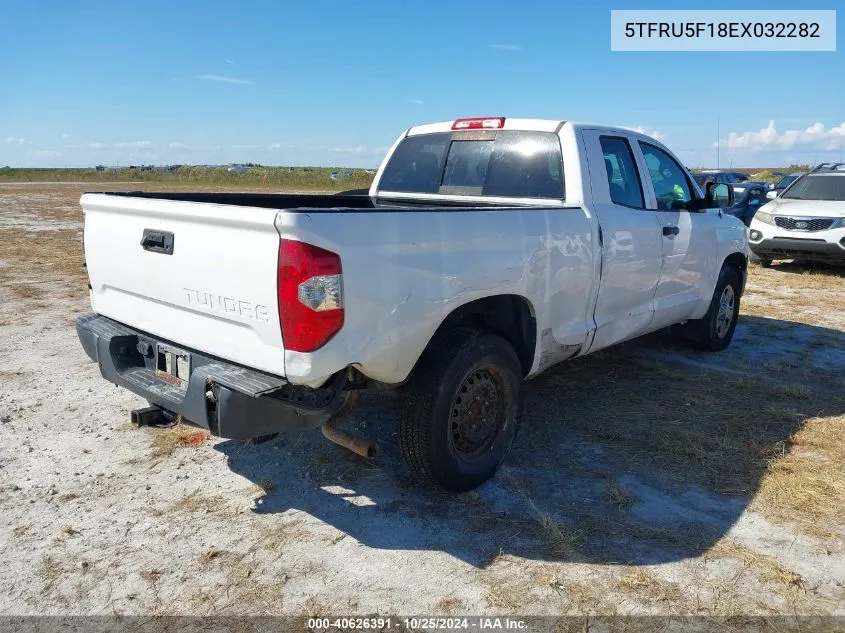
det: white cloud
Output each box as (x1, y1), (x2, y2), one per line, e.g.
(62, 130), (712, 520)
(623, 125), (666, 142)
(88, 142), (104, 150)
(35, 150), (62, 157)
(232, 143), (261, 149)
(267, 143), (295, 151)
(5, 136), (32, 146)
(199, 74), (252, 85)
(328, 146), (388, 154)
(61, 133), (69, 139)
(115, 141), (154, 149)
(409, 99), (424, 105)
(720, 120), (845, 152)
(489, 44), (521, 51)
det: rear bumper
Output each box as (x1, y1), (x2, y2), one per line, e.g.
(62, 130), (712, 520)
(76, 313), (345, 439)
(748, 237), (845, 261)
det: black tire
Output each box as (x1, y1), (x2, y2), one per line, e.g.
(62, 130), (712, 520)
(397, 327), (523, 492)
(759, 258), (773, 268)
(686, 266), (742, 352)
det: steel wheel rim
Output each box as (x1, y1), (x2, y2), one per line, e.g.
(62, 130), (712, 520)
(716, 285), (735, 338)
(450, 367), (506, 460)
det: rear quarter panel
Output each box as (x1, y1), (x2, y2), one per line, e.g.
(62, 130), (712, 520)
(277, 207), (595, 386)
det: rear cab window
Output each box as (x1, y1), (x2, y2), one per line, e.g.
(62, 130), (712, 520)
(377, 130), (564, 200)
(600, 136), (644, 209)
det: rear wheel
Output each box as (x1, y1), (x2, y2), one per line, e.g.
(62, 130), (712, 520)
(397, 328), (523, 492)
(685, 266), (742, 352)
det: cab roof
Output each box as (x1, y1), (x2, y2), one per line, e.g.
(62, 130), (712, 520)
(406, 118), (661, 141)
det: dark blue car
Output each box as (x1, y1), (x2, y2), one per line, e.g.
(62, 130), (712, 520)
(722, 183), (768, 226)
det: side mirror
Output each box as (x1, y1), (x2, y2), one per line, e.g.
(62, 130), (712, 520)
(766, 190), (778, 200)
(706, 182), (734, 209)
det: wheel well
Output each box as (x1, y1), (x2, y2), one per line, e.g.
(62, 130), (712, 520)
(432, 295), (536, 377)
(723, 251), (747, 273)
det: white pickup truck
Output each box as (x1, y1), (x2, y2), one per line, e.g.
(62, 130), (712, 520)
(77, 117), (747, 491)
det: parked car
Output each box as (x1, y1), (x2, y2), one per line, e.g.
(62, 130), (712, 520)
(699, 170), (750, 184)
(749, 163), (845, 266)
(766, 172), (806, 198)
(694, 171), (767, 197)
(76, 117), (747, 491)
(723, 183), (769, 226)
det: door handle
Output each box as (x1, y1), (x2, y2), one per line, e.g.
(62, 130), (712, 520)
(141, 228), (175, 254)
(662, 225), (680, 237)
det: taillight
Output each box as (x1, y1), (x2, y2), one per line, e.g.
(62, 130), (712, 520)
(277, 239), (344, 352)
(451, 117), (505, 130)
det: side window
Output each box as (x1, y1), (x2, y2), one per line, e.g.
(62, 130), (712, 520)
(747, 187), (765, 208)
(599, 136), (644, 209)
(640, 143), (692, 210)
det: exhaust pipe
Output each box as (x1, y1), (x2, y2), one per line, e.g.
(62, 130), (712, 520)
(321, 422), (379, 459)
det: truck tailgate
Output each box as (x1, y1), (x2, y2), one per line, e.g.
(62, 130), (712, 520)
(81, 193), (285, 376)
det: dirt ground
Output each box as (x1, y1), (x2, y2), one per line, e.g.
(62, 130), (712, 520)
(1, 183), (843, 621)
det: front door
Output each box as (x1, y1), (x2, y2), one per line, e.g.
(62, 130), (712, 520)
(637, 142), (715, 328)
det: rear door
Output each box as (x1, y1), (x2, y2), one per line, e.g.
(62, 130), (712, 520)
(636, 142), (718, 328)
(582, 130), (664, 351)
(81, 193), (286, 376)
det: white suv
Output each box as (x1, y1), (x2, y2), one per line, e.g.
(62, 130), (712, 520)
(748, 163), (845, 266)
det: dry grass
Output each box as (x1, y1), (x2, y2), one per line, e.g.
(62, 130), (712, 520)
(250, 519), (308, 552)
(140, 569), (162, 583)
(605, 478), (636, 509)
(525, 325), (845, 538)
(253, 481), (275, 494)
(301, 598), (328, 617)
(707, 538), (815, 609)
(223, 559), (288, 616)
(743, 264), (845, 324)
(8, 283), (44, 299)
(483, 581), (529, 612)
(528, 501), (583, 559)
(0, 228), (87, 292)
(40, 555), (63, 586)
(752, 414), (845, 538)
(561, 581), (612, 615)
(201, 547), (225, 562)
(435, 596), (463, 615)
(617, 568), (689, 612)
(162, 489), (228, 516)
(618, 568), (655, 591)
(148, 424), (208, 459)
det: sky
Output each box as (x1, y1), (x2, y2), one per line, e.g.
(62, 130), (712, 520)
(1, 0), (843, 169)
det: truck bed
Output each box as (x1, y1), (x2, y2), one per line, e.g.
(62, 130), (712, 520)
(88, 191), (378, 211)
(90, 191), (543, 211)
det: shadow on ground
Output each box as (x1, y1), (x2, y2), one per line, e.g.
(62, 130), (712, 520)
(217, 315), (845, 568)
